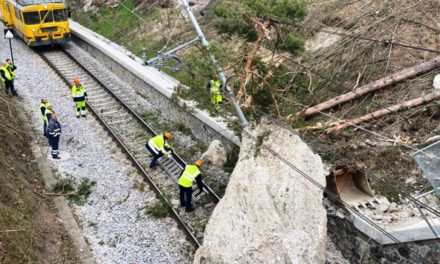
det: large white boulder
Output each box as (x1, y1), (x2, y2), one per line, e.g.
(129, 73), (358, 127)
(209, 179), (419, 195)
(201, 140), (227, 167)
(194, 119), (327, 264)
(433, 74), (440, 90)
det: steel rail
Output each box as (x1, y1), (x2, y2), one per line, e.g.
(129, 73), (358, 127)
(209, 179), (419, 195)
(37, 48), (221, 247)
(60, 48), (220, 203)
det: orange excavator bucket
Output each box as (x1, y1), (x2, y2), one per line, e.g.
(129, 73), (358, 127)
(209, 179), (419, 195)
(326, 165), (375, 207)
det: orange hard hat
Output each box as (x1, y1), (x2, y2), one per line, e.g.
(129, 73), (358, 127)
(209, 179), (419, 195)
(164, 132), (173, 139)
(195, 160), (203, 167)
(74, 78), (80, 85)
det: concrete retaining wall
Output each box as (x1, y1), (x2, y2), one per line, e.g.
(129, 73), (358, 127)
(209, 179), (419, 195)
(328, 210), (440, 263)
(69, 20), (240, 150)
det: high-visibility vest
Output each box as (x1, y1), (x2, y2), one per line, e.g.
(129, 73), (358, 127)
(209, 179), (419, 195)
(44, 108), (53, 126)
(6, 64), (16, 79)
(148, 134), (170, 155)
(0, 66), (12, 82)
(40, 102), (50, 122)
(210, 80), (221, 94)
(210, 79), (222, 104)
(72, 85), (86, 100)
(178, 165), (200, 188)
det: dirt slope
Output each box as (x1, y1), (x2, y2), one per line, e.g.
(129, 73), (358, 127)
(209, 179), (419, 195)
(0, 94), (79, 263)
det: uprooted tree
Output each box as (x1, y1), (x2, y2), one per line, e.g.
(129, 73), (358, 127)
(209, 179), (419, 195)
(212, 0), (308, 113)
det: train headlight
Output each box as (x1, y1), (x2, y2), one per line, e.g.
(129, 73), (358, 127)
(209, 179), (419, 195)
(32, 28), (36, 32)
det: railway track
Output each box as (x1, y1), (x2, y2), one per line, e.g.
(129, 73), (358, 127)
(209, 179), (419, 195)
(38, 47), (220, 247)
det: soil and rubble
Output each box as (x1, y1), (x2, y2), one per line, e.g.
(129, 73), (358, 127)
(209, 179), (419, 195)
(1, 36), (193, 263)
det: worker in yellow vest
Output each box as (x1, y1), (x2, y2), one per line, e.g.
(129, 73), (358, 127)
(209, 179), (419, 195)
(0, 61), (17, 96)
(40, 98), (50, 137)
(6, 59), (17, 79)
(72, 78), (88, 118)
(207, 78), (223, 106)
(146, 132), (173, 168)
(178, 160), (204, 212)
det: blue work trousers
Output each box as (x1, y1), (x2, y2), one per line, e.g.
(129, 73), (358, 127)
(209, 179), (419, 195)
(145, 143), (163, 168)
(50, 136), (60, 157)
(179, 185), (193, 212)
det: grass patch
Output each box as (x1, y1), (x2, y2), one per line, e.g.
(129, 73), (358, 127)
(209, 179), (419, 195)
(173, 122), (192, 135)
(74, 0), (166, 57)
(133, 181), (146, 192)
(145, 196), (171, 218)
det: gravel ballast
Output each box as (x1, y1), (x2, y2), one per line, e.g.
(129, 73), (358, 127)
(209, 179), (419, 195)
(0, 33), (190, 263)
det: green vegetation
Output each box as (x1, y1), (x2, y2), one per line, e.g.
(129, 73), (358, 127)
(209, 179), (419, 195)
(133, 180), (146, 192)
(145, 195), (171, 218)
(51, 177), (96, 205)
(74, 0), (166, 57)
(254, 130), (271, 157)
(223, 145), (240, 173)
(51, 177), (76, 193)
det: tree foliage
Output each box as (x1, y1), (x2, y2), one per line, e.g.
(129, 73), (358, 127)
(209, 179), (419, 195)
(214, 0), (307, 53)
(212, 0), (308, 112)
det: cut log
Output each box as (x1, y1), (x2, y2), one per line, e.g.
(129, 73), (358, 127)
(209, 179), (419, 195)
(298, 56), (440, 118)
(326, 90), (440, 132)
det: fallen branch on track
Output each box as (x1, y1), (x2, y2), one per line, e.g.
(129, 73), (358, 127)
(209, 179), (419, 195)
(298, 56), (440, 118)
(326, 90), (440, 133)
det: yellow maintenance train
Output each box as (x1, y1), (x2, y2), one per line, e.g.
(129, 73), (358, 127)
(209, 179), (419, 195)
(0, 0), (70, 46)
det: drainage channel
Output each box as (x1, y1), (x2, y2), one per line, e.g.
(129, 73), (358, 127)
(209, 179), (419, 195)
(37, 47), (220, 247)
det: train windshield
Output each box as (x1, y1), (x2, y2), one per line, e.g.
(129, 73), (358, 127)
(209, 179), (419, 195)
(23, 11), (40, 25)
(53, 9), (67, 22)
(40, 10), (54, 22)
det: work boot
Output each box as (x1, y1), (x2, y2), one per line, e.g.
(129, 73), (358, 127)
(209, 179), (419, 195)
(185, 207), (195, 213)
(52, 155), (61, 160)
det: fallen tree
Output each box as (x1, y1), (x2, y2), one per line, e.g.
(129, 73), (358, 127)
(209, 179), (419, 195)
(298, 56), (440, 118)
(326, 90), (440, 132)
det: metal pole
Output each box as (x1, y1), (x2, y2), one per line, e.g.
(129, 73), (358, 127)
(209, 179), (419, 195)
(146, 37), (200, 65)
(9, 39), (14, 65)
(180, 0), (248, 127)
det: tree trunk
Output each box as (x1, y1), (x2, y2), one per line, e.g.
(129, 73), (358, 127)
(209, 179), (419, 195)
(298, 56), (440, 118)
(326, 90), (440, 132)
(235, 19), (269, 104)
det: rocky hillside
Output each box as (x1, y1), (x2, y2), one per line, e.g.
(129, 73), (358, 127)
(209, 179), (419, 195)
(70, 0), (440, 204)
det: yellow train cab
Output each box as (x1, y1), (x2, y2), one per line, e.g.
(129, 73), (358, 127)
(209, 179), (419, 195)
(0, 0), (70, 46)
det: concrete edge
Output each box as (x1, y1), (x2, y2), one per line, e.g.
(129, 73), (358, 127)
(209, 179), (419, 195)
(69, 20), (240, 146)
(15, 98), (96, 264)
(350, 210), (440, 245)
